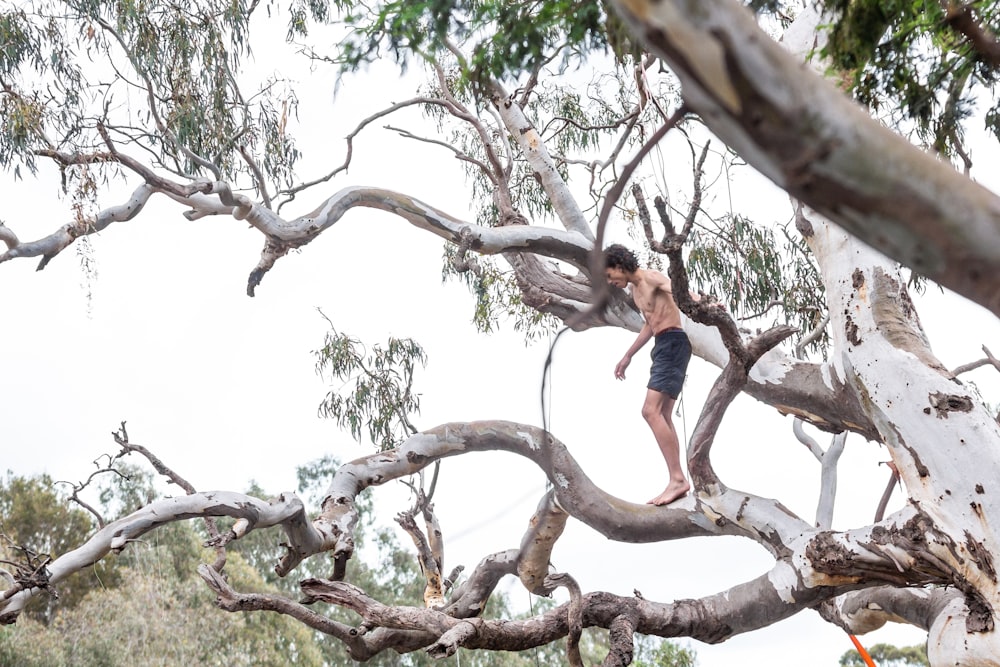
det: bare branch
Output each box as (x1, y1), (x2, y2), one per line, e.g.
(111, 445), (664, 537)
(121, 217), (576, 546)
(0, 184), (157, 269)
(952, 345), (1000, 377)
(874, 462), (900, 523)
(237, 145), (273, 209)
(275, 96), (460, 210)
(396, 509), (446, 608)
(0, 489), (331, 623)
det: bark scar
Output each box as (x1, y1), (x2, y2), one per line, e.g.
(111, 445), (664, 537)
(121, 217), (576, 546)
(928, 392), (974, 418)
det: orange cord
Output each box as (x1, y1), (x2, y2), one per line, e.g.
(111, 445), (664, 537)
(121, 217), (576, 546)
(849, 634), (877, 667)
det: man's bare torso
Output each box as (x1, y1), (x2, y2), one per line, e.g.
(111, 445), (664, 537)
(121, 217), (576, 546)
(630, 268), (682, 333)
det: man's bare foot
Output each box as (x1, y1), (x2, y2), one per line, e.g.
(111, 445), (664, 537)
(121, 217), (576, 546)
(646, 480), (691, 506)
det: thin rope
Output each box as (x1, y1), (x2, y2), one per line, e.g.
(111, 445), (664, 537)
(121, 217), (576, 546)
(529, 592), (542, 667)
(541, 327), (569, 436)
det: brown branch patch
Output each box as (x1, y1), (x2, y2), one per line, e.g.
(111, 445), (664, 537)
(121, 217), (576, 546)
(928, 392), (974, 418)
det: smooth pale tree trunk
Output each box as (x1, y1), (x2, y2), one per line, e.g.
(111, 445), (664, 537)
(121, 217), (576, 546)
(806, 217), (1000, 664)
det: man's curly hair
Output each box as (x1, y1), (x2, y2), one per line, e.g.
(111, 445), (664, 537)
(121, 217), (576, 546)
(604, 244), (639, 273)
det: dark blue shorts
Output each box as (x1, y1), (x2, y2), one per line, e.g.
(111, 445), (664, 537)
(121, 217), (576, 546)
(648, 329), (691, 399)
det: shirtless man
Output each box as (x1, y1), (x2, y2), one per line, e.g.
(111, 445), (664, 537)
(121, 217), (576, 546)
(605, 244), (693, 506)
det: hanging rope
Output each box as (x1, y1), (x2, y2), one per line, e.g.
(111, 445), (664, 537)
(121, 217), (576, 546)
(541, 327), (570, 437)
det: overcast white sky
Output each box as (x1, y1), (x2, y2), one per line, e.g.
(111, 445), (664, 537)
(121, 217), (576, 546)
(3, 36), (1000, 667)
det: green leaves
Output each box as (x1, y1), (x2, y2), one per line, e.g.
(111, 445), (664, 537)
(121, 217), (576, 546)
(820, 0), (998, 160)
(0, 473), (123, 623)
(313, 318), (427, 450)
(686, 213), (828, 355)
(337, 0), (638, 87)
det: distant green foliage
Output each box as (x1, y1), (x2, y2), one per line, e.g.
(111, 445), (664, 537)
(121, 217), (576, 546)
(0, 472), (119, 622)
(840, 641), (928, 667)
(0, 528), (325, 667)
(634, 636), (698, 667)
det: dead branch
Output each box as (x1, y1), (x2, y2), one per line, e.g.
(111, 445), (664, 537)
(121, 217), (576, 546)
(396, 510), (446, 608)
(603, 607), (640, 667)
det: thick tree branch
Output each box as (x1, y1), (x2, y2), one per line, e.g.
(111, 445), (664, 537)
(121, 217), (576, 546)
(297, 560), (865, 653)
(611, 0), (1000, 316)
(0, 184), (156, 269)
(490, 81), (595, 241)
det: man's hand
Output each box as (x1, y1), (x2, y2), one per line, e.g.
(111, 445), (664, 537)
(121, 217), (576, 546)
(614, 356), (631, 380)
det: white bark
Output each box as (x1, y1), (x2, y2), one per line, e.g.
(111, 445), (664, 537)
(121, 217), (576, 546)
(490, 82), (595, 241)
(808, 219), (1000, 624)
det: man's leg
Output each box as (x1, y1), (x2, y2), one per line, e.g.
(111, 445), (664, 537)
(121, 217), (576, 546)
(641, 388), (690, 505)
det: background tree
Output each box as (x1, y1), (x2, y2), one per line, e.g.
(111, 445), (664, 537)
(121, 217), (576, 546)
(840, 642), (929, 667)
(2, 1), (1000, 666)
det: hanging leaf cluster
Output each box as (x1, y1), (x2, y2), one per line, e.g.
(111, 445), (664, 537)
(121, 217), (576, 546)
(313, 322), (427, 450)
(686, 214), (828, 356)
(441, 244), (560, 342)
(820, 0), (998, 158)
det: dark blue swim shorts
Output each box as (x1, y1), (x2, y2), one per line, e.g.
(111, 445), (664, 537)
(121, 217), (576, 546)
(648, 329), (691, 399)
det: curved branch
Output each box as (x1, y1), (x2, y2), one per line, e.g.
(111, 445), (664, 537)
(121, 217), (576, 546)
(0, 184), (156, 268)
(275, 95), (466, 210)
(545, 572), (584, 667)
(442, 549), (519, 618)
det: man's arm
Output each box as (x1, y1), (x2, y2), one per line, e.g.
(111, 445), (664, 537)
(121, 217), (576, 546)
(615, 322), (653, 380)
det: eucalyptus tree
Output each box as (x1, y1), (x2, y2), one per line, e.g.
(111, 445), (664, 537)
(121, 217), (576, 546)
(2, 1), (1000, 666)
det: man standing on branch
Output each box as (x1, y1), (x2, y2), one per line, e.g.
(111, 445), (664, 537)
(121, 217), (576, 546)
(605, 244), (694, 506)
